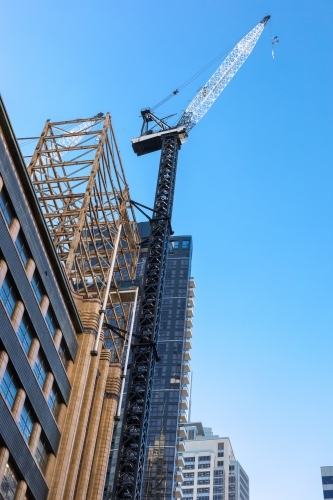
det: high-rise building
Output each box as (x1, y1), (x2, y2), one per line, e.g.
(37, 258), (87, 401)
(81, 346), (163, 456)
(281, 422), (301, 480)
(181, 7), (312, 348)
(0, 96), (139, 500)
(104, 222), (195, 500)
(321, 467), (333, 498)
(181, 423), (249, 500)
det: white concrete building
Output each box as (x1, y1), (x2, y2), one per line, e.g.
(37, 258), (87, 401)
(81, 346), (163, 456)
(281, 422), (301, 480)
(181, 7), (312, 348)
(179, 423), (249, 500)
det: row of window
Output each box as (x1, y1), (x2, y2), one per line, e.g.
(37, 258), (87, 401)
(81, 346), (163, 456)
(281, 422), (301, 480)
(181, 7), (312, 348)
(0, 460), (29, 500)
(0, 363), (50, 474)
(172, 240), (190, 250)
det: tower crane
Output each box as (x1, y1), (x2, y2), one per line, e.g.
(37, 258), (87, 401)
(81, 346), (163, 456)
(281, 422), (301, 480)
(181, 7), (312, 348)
(112, 15), (270, 500)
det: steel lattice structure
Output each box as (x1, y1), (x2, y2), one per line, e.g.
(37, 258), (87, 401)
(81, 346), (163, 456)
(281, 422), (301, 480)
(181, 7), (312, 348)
(113, 133), (179, 499)
(27, 114), (140, 360)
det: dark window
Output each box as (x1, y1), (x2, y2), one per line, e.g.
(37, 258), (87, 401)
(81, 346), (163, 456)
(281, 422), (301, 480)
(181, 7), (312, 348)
(58, 340), (69, 368)
(218, 442), (224, 450)
(218, 451), (224, 457)
(214, 478), (223, 485)
(173, 241), (179, 249)
(184, 473), (194, 479)
(214, 486), (223, 493)
(217, 461), (224, 467)
(182, 240), (190, 249)
(35, 434), (49, 473)
(323, 477), (333, 485)
(213, 496), (223, 500)
(198, 472), (210, 478)
(184, 465), (195, 470)
(0, 189), (14, 226)
(198, 456), (211, 462)
(184, 457), (195, 463)
(0, 274), (18, 317)
(197, 488), (210, 493)
(0, 461), (18, 499)
(45, 306), (57, 337)
(198, 479), (210, 485)
(19, 402), (34, 443)
(34, 352), (47, 388)
(183, 481), (194, 486)
(17, 315), (33, 354)
(229, 465), (234, 471)
(198, 464), (210, 469)
(48, 384), (60, 419)
(15, 232), (30, 266)
(182, 489), (193, 495)
(324, 492), (333, 499)
(214, 470), (223, 477)
(0, 365), (18, 409)
(31, 271), (44, 303)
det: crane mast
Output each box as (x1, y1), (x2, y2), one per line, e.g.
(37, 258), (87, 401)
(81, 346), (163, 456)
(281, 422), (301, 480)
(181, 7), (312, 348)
(112, 15), (270, 500)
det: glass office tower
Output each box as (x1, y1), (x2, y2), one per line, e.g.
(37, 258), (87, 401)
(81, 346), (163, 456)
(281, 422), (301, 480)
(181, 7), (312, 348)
(104, 222), (194, 500)
(321, 467), (333, 499)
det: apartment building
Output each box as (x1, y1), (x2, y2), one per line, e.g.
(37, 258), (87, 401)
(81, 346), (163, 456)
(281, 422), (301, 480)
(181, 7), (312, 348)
(180, 423), (249, 500)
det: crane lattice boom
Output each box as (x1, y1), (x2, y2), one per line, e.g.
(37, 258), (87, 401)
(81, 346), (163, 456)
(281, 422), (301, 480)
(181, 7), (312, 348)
(178, 15), (270, 131)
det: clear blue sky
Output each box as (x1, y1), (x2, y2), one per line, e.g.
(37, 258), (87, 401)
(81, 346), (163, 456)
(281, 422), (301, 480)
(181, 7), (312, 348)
(1, 1), (332, 499)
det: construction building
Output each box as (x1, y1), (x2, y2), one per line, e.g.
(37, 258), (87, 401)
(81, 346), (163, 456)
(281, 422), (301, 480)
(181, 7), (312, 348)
(181, 423), (249, 500)
(0, 95), (140, 500)
(321, 467), (333, 499)
(104, 221), (195, 500)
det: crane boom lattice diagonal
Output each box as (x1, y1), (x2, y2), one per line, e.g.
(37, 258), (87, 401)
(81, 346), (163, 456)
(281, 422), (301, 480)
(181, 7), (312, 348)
(178, 15), (270, 131)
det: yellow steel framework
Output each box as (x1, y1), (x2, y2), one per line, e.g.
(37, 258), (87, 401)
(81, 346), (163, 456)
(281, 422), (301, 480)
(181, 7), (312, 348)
(27, 113), (140, 360)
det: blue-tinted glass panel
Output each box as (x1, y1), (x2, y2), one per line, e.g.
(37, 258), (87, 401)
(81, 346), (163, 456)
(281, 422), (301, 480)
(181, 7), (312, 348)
(0, 366), (18, 409)
(182, 240), (190, 248)
(45, 306), (57, 337)
(35, 434), (48, 473)
(0, 274), (18, 316)
(34, 352), (47, 388)
(0, 462), (18, 500)
(48, 384), (60, 419)
(17, 315), (33, 354)
(15, 232), (30, 266)
(323, 477), (333, 485)
(0, 189), (14, 226)
(31, 272), (44, 303)
(19, 403), (34, 442)
(324, 492), (333, 499)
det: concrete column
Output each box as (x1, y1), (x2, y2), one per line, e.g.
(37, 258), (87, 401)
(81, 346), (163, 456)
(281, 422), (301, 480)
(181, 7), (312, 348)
(74, 349), (111, 500)
(86, 363), (122, 500)
(43, 372), (54, 401)
(0, 351), (9, 384)
(56, 403), (66, 431)
(40, 295), (50, 317)
(66, 359), (75, 383)
(27, 338), (40, 368)
(25, 258), (36, 280)
(13, 480), (27, 500)
(11, 301), (24, 333)
(29, 422), (42, 455)
(9, 218), (20, 242)
(0, 259), (8, 288)
(0, 447), (9, 484)
(53, 329), (62, 350)
(63, 338), (104, 500)
(47, 332), (95, 500)
(44, 453), (56, 487)
(12, 388), (26, 423)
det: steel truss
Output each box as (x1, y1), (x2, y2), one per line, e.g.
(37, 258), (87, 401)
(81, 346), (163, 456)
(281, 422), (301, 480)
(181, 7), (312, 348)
(27, 114), (140, 360)
(112, 132), (180, 499)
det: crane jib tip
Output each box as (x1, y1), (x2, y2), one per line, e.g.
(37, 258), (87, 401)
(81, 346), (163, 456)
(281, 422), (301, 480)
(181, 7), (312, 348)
(261, 15), (271, 25)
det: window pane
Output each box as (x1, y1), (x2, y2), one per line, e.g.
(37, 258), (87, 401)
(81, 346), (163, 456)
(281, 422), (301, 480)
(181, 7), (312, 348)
(0, 189), (14, 226)
(17, 315), (33, 354)
(0, 366), (18, 409)
(19, 403), (34, 442)
(31, 272), (44, 303)
(45, 306), (57, 337)
(35, 435), (48, 473)
(182, 240), (190, 248)
(34, 352), (47, 388)
(48, 384), (60, 419)
(15, 232), (30, 266)
(0, 274), (18, 316)
(0, 462), (18, 500)
(58, 340), (69, 368)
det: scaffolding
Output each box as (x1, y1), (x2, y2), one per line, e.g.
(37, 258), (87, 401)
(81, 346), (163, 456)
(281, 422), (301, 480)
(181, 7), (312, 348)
(27, 113), (140, 360)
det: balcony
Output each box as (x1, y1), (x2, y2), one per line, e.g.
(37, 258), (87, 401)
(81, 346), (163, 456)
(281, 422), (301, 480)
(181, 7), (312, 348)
(178, 426), (187, 439)
(185, 329), (192, 339)
(181, 373), (190, 385)
(174, 486), (183, 499)
(186, 318), (193, 329)
(181, 386), (189, 398)
(188, 288), (195, 298)
(189, 278), (196, 288)
(182, 362), (190, 373)
(180, 398), (189, 411)
(177, 439), (186, 452)
(183, 350), (191, 361)
(179, 410), (188, 423)
(186, 308), (194, 317)
(176, 454), (185, 468)
(175, 468), (184, 483)
(187, 298), (195, 308)
(184, 339), (192, 350)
